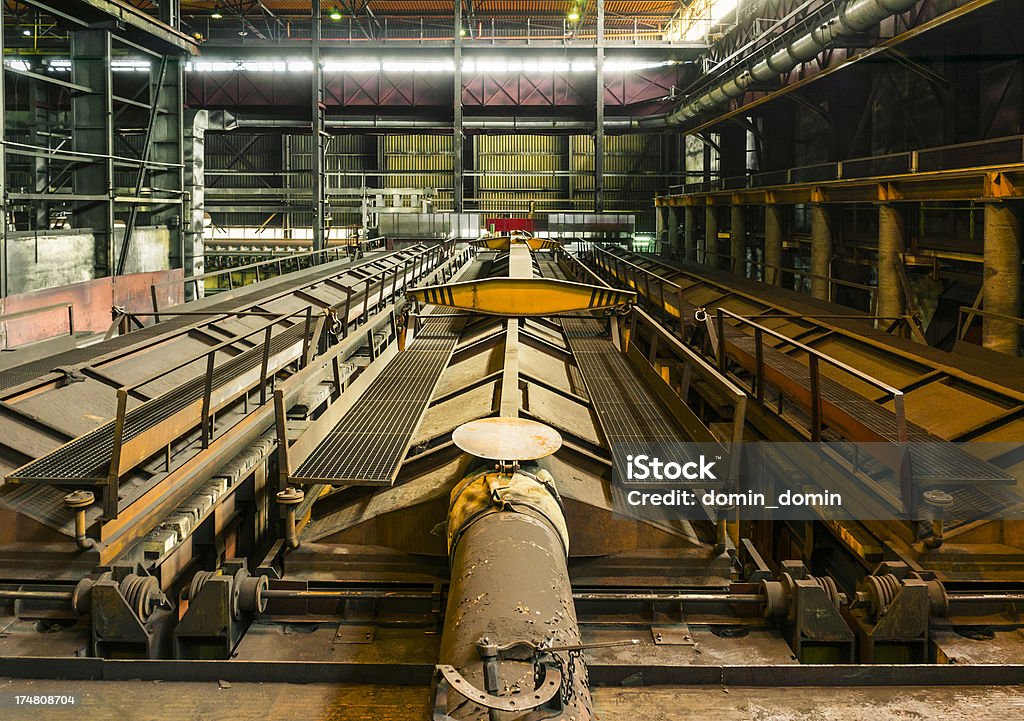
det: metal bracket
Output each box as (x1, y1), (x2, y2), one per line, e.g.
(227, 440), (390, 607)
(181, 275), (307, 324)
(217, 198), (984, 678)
(433, 663), (562, 716)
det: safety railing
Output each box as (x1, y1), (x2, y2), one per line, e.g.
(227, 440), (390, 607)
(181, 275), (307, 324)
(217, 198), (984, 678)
(711, 307), (908, 445)
(957, 306), (1024, 355)
(150, 244), (350, 315)
(10, 244), (455, 520)
(198, 17), (677, 46)
(0, 301), (75, 349)
(667, 134), (1024, 196)
(629, 304), (748, 484)
(658, 245), (879, 313)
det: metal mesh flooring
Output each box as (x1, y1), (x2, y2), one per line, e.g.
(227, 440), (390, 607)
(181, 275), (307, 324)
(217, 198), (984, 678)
(562, 316), (690, 445)
(7, 322), (308, 483)
(290, 315), (462, 485)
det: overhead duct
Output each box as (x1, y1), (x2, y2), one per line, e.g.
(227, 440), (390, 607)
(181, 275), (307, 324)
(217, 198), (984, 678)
(658, 0), (918, 127)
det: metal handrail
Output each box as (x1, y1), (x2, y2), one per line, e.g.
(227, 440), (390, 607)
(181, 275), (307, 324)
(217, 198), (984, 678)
(151, 244), (349, 313)
(664, 134), (1024, 197)
(957, 305), (1024, 346)
(714, 307), (908, 444)
(0, 302), (75, 346)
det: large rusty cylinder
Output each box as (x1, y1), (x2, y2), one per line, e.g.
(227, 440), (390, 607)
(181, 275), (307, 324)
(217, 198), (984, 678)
(439, 467), (593, 720)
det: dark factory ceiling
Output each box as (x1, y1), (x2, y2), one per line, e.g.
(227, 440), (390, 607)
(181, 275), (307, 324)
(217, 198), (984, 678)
(173, 0), (684, 19)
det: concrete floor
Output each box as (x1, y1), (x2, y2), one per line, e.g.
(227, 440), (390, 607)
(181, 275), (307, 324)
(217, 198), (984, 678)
(1, 678), (1021, 720)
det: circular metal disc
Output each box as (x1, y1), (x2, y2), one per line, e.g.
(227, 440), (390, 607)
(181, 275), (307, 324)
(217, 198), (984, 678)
(452, 418), (562, 461)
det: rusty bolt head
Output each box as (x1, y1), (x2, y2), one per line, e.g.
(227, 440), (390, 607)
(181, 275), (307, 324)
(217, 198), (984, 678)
(64, 490), (95, 509)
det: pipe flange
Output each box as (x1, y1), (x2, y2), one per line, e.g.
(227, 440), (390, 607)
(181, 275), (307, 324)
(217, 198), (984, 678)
(276, 487), (305, 506)
(435, 663), (562, 713)
(63, 490), (95, 509)
(923, 489), (955, 512)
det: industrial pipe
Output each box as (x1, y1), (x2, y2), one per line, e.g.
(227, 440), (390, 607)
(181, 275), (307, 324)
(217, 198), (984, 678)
(64, 490), (97, 550)
(657, 0), (919, 127)
(438, 465), (593, 719)
(230, 113), (644, 133)
(276, 487), (305, 550)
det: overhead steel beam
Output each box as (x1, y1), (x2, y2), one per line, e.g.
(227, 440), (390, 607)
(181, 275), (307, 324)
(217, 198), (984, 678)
(20, 0), (199, 55)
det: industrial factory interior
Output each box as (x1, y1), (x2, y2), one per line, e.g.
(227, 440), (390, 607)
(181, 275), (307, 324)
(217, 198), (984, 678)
(1, 0), (1024, 718)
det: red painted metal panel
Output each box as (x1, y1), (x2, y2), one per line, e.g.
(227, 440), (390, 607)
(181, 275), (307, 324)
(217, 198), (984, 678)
(113, 268), (185, 314)
(485, 217), (534, 233)
(0, 270), (185, 350)
(0, 277), (113, 349)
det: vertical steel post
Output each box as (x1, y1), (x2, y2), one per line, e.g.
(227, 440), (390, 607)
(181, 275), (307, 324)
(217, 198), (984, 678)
(312, 0), (327, 252)
(684, 205), (697, 262)
(71, 29), (114, 277)
(705, 204), (719, 267)
(877, 203), (907, 322)
(594, 0), (605, 213)
(730, 203), (746, 276)
(764, 204), (784, 286)
(453, 0), (464, 213)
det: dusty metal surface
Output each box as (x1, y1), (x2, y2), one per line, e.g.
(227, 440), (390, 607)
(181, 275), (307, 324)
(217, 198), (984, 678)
(452, 418), (563, 461)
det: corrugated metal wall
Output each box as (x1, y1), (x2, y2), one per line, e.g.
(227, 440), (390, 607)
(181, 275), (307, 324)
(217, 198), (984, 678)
(475, 135), (564, 212)
(383, 135), (452, 209)
(204, 131), (661, 230)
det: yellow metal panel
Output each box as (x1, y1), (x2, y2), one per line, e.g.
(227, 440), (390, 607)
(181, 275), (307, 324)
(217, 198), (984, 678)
(408, 278), (635, 316)
(469, 236), (562, 251)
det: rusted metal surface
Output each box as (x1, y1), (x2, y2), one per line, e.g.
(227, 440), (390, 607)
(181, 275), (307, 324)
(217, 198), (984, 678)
(440, 468), (592, 720)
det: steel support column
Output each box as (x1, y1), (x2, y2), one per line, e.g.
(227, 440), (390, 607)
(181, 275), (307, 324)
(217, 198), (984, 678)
(184, 110), (208, 298)
(666, 206), (679, 256)
(453, 0), (464, 213)
(877, 204), (907, 321)
(29, 79), (49, 231)
(982, 202), (1023, 354)
(731, 203), (746, 276)
(71, 28), (114, 277)
(311, 1), (327, 251)
(0, 8), (6, 297)
(684, 205), (696, 262)
(148, 52), (185, 272)
(810, 203), (833, 301)
(594, 0), (605, 213)
(705, 204), (719, 268)
(765, 204), (784, 286)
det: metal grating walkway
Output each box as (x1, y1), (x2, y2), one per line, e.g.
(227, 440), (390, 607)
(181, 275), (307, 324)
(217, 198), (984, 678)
(7, 322), (309, 483)
(289, 315), (462, 486)
(563, 317), (689, 445)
